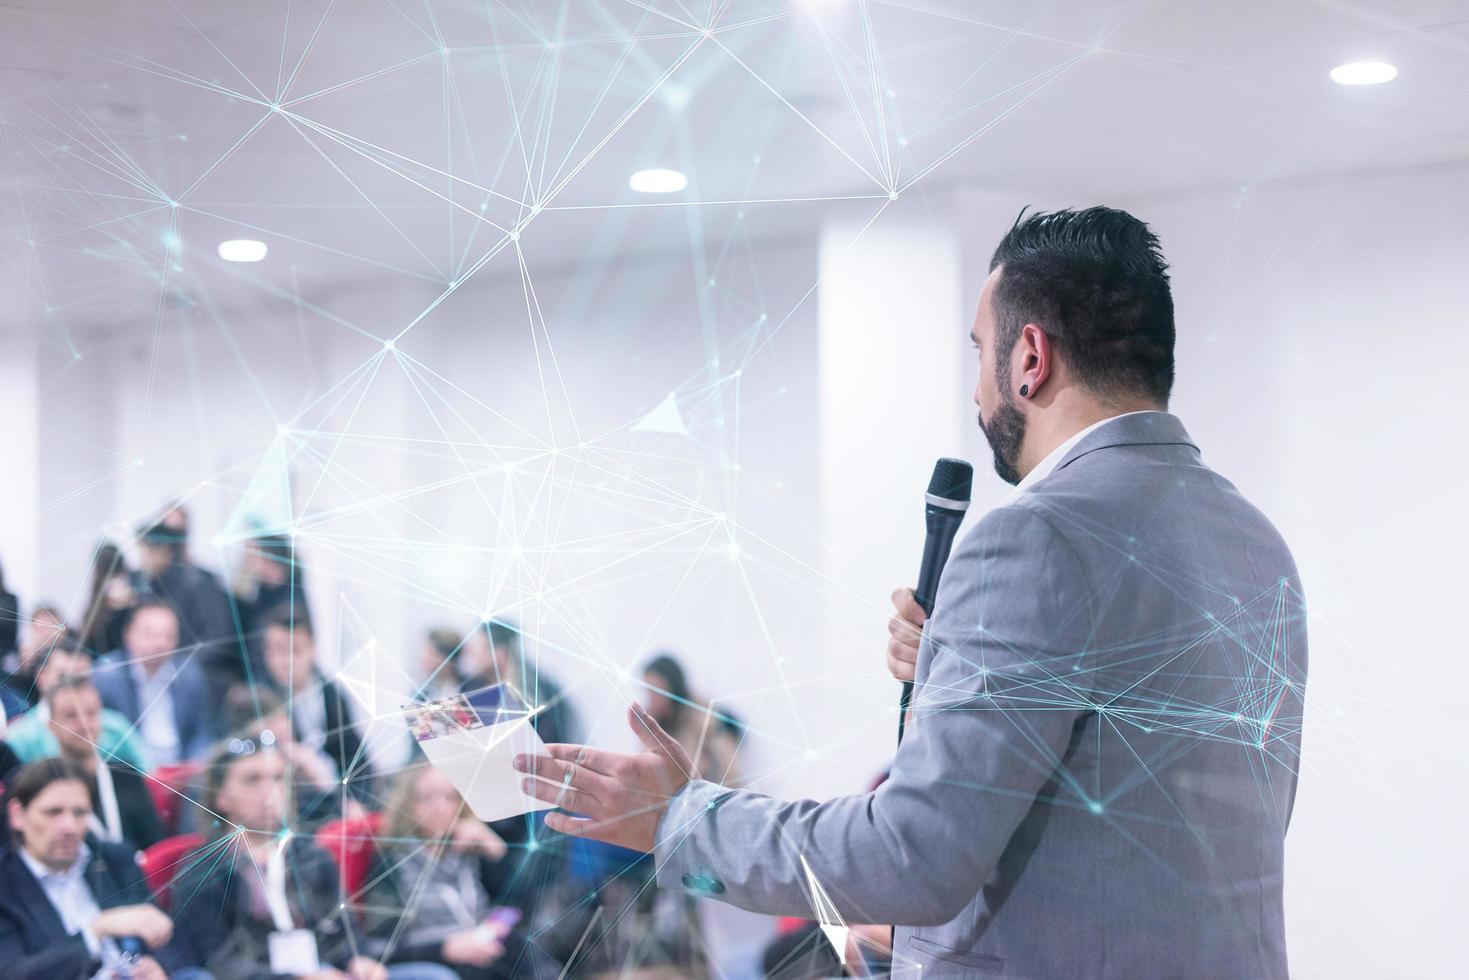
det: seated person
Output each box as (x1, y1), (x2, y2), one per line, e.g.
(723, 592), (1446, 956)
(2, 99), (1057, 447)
(0, 605), (69, 713)
(6, 636), (149, 771)
(167, 742), (454, 980)
(174, 684), (358, 832)
(94, 600), (217, 765)
(260, 607), (374, 802)
(47, 676), (164, 850)
(414, 629), (464, 704)
(363, 765), (558, 980)
(0, 758), (206, 980)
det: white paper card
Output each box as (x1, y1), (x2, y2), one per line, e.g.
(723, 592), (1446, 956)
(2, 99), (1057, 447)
(405, 685), (556, 823)
(268, 929), (321, 975)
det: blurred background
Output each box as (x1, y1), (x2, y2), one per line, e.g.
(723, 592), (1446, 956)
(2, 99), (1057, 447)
(0, 1), (1466, 976)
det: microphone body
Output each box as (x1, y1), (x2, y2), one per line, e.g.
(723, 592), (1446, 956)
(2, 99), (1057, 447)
(899, 458), (973, 746)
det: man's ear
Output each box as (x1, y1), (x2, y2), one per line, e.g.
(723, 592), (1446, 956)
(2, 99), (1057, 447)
(1016, 323), (1053, 398)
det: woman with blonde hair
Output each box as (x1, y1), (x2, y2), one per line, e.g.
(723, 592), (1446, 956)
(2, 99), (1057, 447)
(363, 764), (558, 979)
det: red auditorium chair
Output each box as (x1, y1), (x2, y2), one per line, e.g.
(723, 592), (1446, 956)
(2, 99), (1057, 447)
(141, 832), (204, 911)
(314, 810), (383, 896)
(146, 762), (202, 835)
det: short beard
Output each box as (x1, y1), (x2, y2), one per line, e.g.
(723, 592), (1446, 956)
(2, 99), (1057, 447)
(977, 389), (1026, 486)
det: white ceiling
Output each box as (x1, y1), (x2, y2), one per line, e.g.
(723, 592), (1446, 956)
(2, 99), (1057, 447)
(2, 0), (1467, 335)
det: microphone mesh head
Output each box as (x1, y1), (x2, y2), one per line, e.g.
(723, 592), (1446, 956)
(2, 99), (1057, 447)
(927, 457), (973, 502)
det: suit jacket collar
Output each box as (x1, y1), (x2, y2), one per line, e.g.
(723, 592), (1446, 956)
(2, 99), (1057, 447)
(1054, 411), (1198, 475)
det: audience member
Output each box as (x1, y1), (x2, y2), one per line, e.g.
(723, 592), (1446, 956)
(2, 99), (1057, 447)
(234, 532), (311, 673)
(6, 634), (150, 771)
(168, 743), (454, 980)
(133, 509), (238, 702)
(364, 765), (559, 979)
(459, 619), (577, 747)
(260, 606), (374, 802)
(1, 604), (70, 712)
(415, 628), (464, 703)
(0, 758), (204, 980)
(0, 557), (17, 664)
(641, 653), (744, 787)
(198, 684), (356, 830)
(80, 541), (134, 658)
(94, 599), (218, 765)
(47, 676), (164, 850)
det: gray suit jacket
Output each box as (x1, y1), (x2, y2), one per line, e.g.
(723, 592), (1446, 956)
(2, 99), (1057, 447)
(653, 413), (1308, 978)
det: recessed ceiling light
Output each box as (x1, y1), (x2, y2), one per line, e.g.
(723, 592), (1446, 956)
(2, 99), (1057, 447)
(217, 239), (268, 262)
(629, 168), (688, 193)
(1330, 61), (1397, 86)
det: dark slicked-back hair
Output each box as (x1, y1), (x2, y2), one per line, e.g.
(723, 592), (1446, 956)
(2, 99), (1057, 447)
(989, 206), (1175, 405)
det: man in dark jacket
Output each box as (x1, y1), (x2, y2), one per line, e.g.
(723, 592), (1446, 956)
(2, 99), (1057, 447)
(0, 758), (202, 979)
(167, 745), (448, 980)
(134, 510), (240, 704)
(48, 676), (164, 850)
(260, 605), (375, 803)
(94, 599), (219, 765)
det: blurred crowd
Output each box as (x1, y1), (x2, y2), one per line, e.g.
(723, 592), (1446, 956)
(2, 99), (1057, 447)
(0, 503), (811, 980)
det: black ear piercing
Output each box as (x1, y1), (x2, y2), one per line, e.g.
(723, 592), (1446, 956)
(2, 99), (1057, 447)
(1018, 384), (1030, 397)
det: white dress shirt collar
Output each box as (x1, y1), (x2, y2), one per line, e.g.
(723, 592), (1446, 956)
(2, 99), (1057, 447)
(19, 842), (105, 959)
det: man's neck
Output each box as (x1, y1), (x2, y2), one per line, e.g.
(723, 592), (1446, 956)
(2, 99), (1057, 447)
(133, 652), (165, 678)
(1016, 394), (1162, 481)
(59, 749), (98, 774)
(23, 844), (79, 876)
(241, 830), (281, 864)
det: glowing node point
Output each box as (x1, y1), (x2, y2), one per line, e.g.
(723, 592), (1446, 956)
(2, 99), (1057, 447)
(888, 190), (899, 200)
(510, 231), (520, 241)
(1089, 801), (1104, 814)
(383, 339), (395, 351)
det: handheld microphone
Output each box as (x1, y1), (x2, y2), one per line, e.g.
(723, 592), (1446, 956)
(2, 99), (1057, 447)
(898, 457), (973, 746)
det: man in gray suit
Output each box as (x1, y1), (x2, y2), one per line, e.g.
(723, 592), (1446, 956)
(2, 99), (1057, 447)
(514, 207), (1308, 978)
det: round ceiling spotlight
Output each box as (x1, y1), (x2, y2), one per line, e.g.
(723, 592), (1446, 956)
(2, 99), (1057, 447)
(217, 239), (269, 262)
(1330, 61), (1398, 86)
(629, 168), (688, 193)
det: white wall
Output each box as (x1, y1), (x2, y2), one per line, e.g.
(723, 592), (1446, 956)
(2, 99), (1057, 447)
(40, 239), (824, 790)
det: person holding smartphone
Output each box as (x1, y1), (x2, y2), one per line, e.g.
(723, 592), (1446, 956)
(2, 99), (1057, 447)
(364, 764), (558, 980)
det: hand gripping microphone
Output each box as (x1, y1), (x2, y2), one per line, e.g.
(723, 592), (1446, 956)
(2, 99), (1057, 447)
(897, 457), (973, 746)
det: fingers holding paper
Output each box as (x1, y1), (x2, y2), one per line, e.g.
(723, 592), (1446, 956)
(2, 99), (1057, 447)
(512, 702), (696, 852)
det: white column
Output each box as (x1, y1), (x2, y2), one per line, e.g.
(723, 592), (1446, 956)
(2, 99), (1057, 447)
(811, 195), (967, 799)
(0, 333), (41, 609)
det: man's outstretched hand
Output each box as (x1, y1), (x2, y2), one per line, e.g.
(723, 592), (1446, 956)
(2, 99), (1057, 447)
(513, 701), (696, 852)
